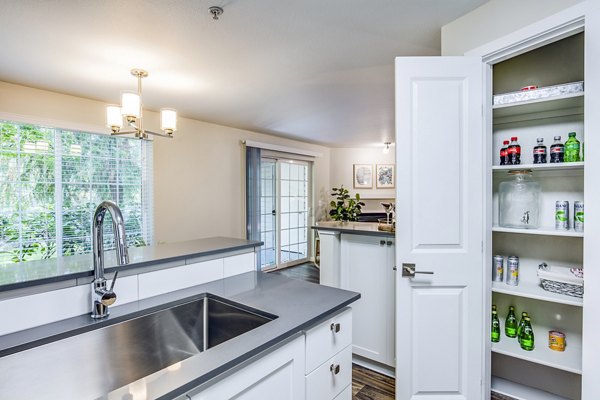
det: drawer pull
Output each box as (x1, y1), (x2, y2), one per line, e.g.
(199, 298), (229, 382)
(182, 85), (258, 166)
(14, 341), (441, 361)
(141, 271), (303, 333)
(330, 323), (341, 333)
(380, 240), (386, 246)
(330, 364), (340, 375)
(386, 240), (393, 246)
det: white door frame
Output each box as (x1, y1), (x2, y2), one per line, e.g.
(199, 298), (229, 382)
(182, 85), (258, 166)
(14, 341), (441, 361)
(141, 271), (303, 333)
(261, 156), (313, 271)
(465, 3), (586, 397)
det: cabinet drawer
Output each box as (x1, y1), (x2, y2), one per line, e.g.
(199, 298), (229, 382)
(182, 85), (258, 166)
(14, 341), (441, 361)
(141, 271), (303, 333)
(305, 308), (352, 373)
(333, 385), (351, 400)
(305, 345), (352, 400)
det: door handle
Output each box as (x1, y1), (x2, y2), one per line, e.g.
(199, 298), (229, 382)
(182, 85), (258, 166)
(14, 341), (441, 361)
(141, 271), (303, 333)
(401, 263), (434, 278)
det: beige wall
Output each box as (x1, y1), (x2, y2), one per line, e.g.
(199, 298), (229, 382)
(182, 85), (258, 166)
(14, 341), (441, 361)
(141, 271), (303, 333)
(328, 147), (395, 213)
(441, 0), (584, 56)
(0, 81), (330, 243)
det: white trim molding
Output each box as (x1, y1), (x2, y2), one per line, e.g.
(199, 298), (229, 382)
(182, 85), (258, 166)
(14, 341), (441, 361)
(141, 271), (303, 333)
(243, 139), (323, 158)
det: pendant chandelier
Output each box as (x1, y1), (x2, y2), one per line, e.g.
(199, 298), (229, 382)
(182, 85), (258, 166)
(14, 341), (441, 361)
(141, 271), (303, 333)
(106, 68), (177, 140)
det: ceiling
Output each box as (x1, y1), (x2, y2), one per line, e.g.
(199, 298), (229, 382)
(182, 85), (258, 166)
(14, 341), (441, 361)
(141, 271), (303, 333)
(0, 0), (488, 147)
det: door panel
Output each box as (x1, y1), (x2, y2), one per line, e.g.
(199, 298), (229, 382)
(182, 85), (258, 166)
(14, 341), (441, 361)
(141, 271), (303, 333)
(412, 286), (465, 392)
(395, 56), (484, 399)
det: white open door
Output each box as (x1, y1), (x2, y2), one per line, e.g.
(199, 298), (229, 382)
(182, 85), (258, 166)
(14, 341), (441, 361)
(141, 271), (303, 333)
(395, 57), (485, 399)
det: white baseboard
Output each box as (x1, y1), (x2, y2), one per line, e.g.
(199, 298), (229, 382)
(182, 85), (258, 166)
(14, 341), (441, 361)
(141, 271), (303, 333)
(352, 354), (395, 378)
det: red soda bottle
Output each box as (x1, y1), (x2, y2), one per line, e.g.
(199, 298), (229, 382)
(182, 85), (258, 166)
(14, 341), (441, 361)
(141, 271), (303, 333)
(500, 140), (509, 165)
(507, 137), (521, 165)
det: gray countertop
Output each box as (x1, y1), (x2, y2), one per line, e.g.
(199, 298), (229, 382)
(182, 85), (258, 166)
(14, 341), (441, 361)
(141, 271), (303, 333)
(312, 221), (395, 237)
(0, 237), (261, 291)
(0, 271), (359, 399)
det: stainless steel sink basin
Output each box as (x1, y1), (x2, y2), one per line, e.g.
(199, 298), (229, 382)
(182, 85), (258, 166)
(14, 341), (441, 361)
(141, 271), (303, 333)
(0, 294), (276, 398)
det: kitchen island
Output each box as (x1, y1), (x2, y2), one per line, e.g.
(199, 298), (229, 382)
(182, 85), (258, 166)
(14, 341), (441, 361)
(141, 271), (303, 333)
(313, 222), (396, 374)
(0, 271), (359, 399)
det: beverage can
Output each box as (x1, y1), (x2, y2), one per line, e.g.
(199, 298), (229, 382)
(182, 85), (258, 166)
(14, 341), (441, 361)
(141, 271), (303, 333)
(555, 201), (569, 230)
(574, 201), (584, 232)
(506, 256), (519, 286)
(549, 330), (566, 352)
(493, 255), (504, 282)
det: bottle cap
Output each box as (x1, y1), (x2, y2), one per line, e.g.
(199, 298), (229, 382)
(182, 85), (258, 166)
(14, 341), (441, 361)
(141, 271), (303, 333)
(568, 132), (576, 137)
(503, 140), (509, 145)
(524, 316), (531, 321)
(509, 306), (515, 310)
(511, 136), (518, 141)
(537, 138), (543, 142)
(554, 136), (561, 140)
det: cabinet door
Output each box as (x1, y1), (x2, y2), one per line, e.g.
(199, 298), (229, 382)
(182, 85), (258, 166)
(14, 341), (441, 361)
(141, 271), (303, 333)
(340, 234), (394, 366)
(188, 335), (305, 400)
(395, 56), (484, 399)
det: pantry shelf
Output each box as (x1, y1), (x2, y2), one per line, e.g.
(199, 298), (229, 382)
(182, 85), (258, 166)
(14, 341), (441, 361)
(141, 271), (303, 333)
(492, 282), (582, 307)
(492, 226), (583, 238)
(492, 162), (584, 178)
(491, 336), (582, 374)
(491, 376), (570, 400)
(492, 83), (584, 124)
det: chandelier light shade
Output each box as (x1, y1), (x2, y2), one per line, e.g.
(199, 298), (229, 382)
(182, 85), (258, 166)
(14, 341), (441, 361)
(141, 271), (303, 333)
(106, 105), (123, 133)
(120, 91), (141, 119)
(106, 68), (176, 140)
(160, 108), (177, 134)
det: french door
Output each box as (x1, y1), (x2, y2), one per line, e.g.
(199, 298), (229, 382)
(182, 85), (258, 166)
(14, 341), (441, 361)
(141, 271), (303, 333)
(259, 157), (311, 271)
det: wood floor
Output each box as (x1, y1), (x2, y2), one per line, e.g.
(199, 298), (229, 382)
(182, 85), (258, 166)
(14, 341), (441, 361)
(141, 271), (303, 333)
(269, 262), (395, 400)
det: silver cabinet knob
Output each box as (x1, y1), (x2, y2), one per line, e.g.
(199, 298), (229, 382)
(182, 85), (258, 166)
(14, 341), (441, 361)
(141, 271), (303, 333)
(330, 364), (340, 375)
(330, 322), (341, 333)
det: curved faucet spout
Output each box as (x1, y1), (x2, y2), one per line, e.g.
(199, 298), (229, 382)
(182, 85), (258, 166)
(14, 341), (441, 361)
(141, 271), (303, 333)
(91, 200), (130, 318)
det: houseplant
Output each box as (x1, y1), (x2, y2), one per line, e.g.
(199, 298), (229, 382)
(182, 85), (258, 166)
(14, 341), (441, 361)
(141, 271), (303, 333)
(329, 186), (365, 221)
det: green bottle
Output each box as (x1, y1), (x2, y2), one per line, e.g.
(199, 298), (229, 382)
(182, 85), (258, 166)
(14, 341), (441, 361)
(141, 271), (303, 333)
(491, 308), (500, 343)
(516, 312), (528, 343)
(505, 306), (518, 338)
(564, 132), (581, 162)
(519, 316), (534, 351)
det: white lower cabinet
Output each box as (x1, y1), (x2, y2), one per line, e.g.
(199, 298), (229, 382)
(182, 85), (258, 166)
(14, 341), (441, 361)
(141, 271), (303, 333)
(187, 308), (352, 400)
(341, 234), (395, 367)
(305, 308), (353, 400)
(305, 345), (352, 400)
(188, 335), (306, 400)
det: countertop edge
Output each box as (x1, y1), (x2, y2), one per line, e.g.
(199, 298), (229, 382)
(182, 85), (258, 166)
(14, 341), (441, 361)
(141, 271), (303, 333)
(0, 238), (261, 293)
(312, 225), (395, 237)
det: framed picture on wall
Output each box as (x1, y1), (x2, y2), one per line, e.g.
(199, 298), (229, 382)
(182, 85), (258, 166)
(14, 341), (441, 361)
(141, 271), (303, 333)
(353, 164), (373, 188)
(376, 164), (395, 189)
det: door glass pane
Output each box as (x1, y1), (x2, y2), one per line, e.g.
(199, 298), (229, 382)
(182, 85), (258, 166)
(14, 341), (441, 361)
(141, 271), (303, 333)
(259, 159), (276, 270)
(259, 159), (311, 270)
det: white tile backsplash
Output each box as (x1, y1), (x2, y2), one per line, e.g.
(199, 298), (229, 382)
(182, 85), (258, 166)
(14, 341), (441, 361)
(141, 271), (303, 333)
(0, 285), (89, 336)
(223, 253), (256, 278)
(138, 258), (224, 300)
(0, 250), (254, 336)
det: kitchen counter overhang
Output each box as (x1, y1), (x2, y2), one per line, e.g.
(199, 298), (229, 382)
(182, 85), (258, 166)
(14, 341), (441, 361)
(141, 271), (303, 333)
(312, 221), (395, 237)
(0, 237), (261, 292)
(0, 271), (359, 399)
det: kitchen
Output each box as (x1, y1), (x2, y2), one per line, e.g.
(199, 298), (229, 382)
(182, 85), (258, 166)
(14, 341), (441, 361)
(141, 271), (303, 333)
(0, 0), (598, 399)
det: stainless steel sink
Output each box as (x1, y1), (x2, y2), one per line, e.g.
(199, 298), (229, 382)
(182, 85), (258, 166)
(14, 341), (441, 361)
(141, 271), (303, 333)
(0, 294), (276, 398)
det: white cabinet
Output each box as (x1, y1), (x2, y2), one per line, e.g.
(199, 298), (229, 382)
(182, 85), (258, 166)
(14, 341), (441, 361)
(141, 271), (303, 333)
(341, 235), (395, 367)
(304, 308), (353, 400)
(187, 308), (353, 400)
(188, 335), (306, 400)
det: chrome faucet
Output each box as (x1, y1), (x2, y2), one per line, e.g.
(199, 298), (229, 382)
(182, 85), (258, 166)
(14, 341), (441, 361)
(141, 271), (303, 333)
(91, 201), (130, 319)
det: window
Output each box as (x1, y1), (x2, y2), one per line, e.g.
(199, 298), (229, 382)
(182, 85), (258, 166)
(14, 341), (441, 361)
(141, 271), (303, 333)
(0, 120), (153, 264)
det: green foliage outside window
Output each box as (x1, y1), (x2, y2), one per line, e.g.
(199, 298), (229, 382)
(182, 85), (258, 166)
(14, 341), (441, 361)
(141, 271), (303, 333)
(0, 121), (151, 265)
